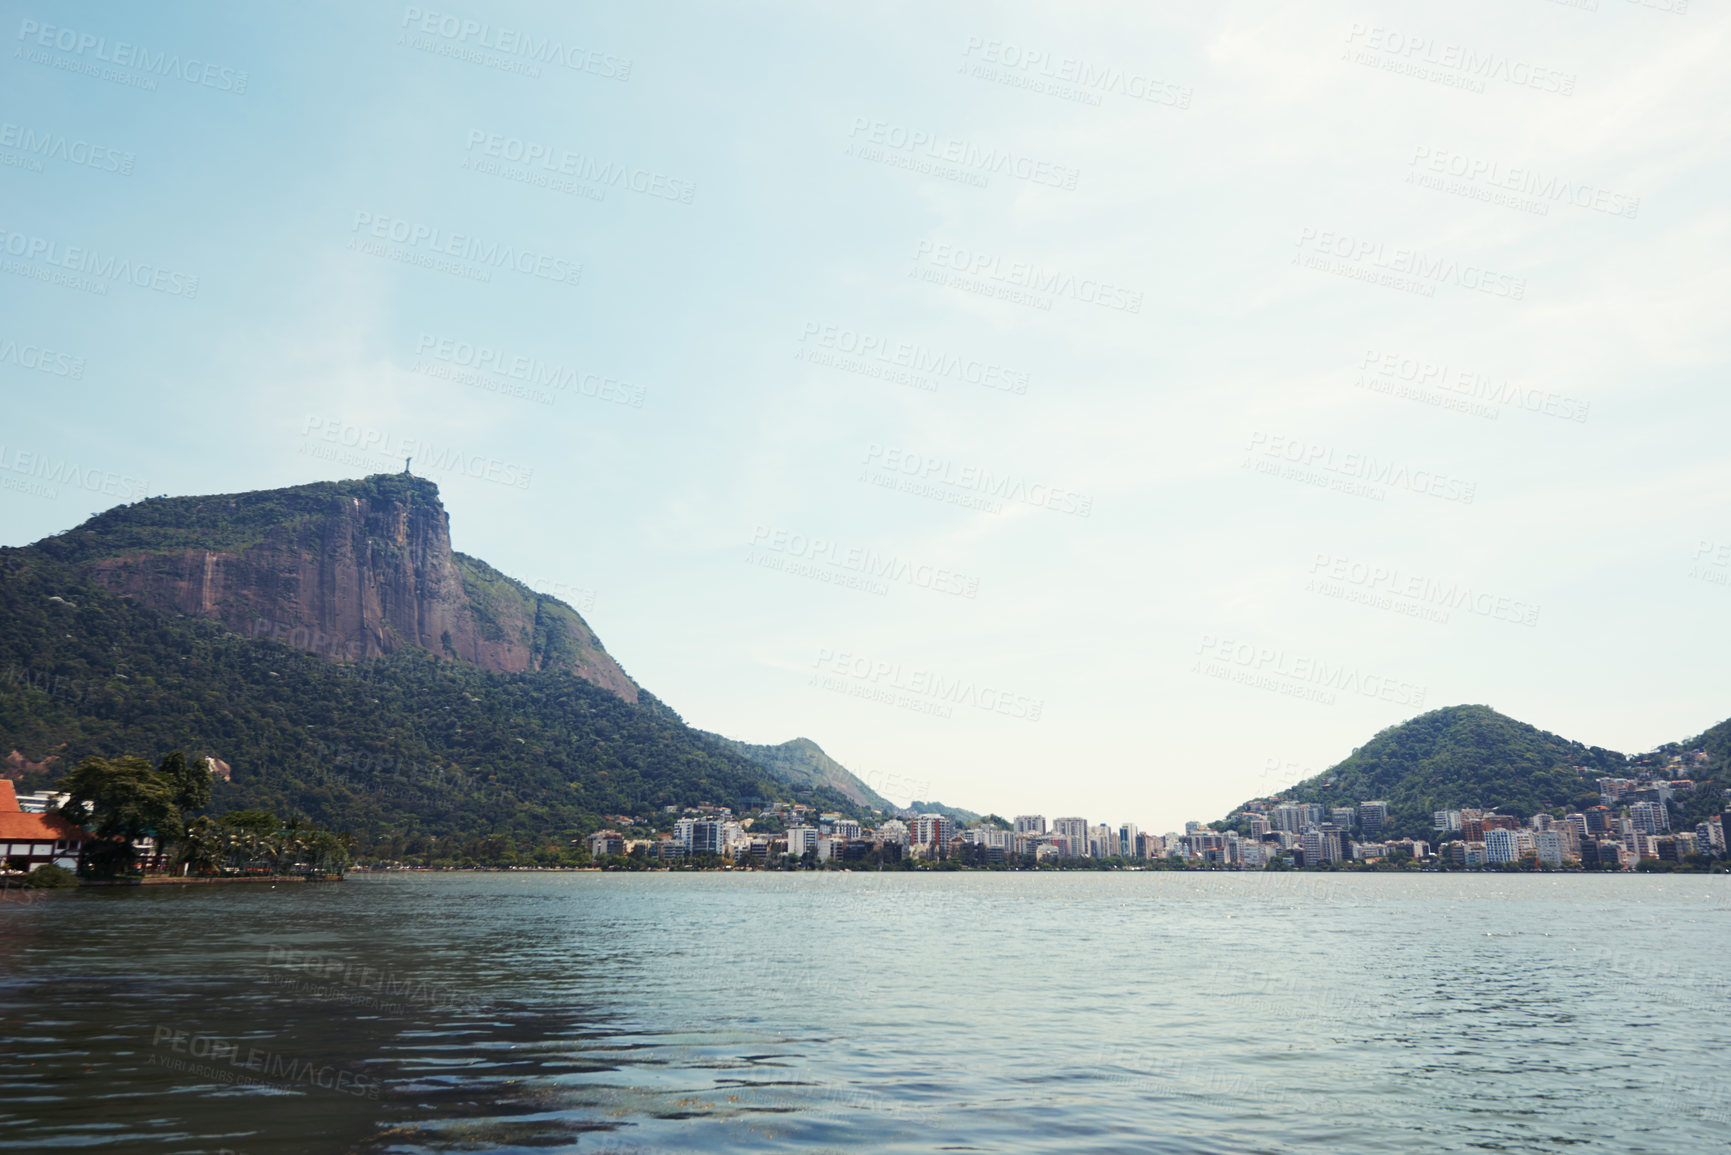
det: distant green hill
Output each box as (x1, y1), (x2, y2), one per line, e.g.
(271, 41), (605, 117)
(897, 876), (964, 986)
(1221, 705), (1633, 840)
(698, 733), (895, 811)
(908, 799), (983, 826)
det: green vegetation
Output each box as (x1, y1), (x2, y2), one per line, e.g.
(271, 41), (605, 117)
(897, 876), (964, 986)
(697, 733), (895, 811)
(24, 863), (77, 888)
(27, 475), (442, 565)
(59, 753), (202, 875)
(1219, 704), (1730, 843)
(908, 799), (983, 825)
(178, 810), (350, 876)
(0, 540), (874, 864)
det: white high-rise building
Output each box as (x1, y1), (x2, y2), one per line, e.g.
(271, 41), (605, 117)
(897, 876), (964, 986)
(786, 826), (819, 856)
(673, 818), (696, 847)
(1120, 823), (1141, 857)
(1090, 824), (1118, 857)
(723, 821), (748, 856)
(1052, 817), (1090, 857)
(1534, 830), (1565, 866)
(1629, 801), (1668, 835)
(1014, 815), (1048, 835)
(1485, 828), (1521, 864)
(832, 819), (861, 841)
(878, 818), (908, 845)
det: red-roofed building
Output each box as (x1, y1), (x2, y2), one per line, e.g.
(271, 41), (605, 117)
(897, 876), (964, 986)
(0, 778), (91, 872)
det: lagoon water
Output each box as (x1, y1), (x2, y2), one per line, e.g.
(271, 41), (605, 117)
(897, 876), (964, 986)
(2, 871), (1728, 1154)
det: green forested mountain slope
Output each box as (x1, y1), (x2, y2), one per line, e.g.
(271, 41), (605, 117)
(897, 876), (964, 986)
(1222, 705), (1635, 840)
(0, 486), (875, 851)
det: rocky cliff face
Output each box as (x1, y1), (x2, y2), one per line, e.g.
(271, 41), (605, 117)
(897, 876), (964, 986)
(42, 475), (638, 702)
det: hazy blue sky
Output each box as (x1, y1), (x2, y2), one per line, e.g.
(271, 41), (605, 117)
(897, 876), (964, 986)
(3, 0), (1726, 830)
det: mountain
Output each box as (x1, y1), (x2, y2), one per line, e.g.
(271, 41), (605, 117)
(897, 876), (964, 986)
(1220, 705), (1634, 840)
(0, 475), (878, 856)
(908, 800), (983, 825)
(29, 474), (637, 699)
(697, 733), (895, 811)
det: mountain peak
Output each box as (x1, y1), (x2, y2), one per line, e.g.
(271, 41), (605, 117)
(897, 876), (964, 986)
(24, 475), (637, 700)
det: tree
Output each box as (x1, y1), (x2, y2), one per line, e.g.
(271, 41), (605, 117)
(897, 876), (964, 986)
(157, 751), (212, 816)
(58, 755), (184, 875)
(221, 809), (280, 836)
(177, 816), (227, 875)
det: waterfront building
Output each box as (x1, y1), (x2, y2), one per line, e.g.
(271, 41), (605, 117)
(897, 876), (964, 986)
(1359, 801), (1389, 839)
(1052, 817), (1090, 856)
(1629, 801), (1669, 835)
(786, 826), (819, 857)
(1485, 828), (1521, 865)
(0, 779), (89, 872)
(1014, 815), (1047, 835)
(691, 819), (727, 856)
(910, 814), (953, 855)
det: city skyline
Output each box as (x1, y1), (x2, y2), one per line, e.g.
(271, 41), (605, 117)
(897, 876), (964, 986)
(5, 2), (1729, 833)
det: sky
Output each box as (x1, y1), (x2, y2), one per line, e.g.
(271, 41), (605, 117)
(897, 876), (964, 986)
(2, 0), (1727, 832)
